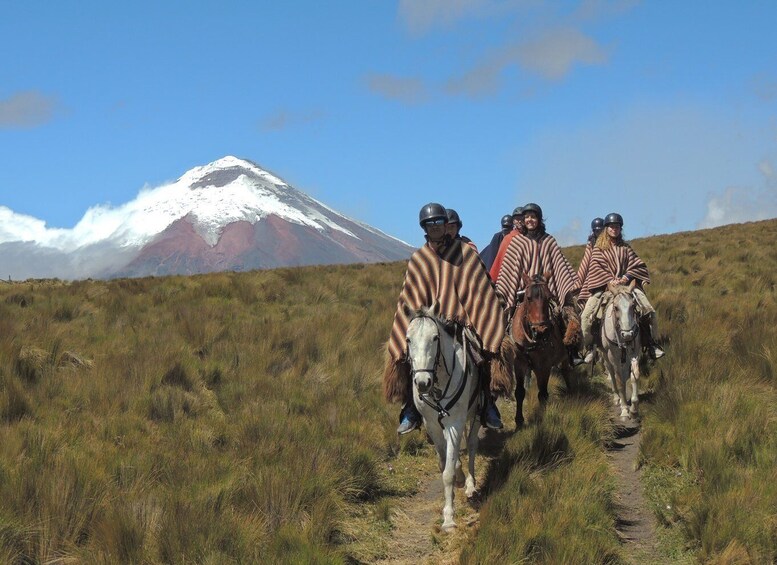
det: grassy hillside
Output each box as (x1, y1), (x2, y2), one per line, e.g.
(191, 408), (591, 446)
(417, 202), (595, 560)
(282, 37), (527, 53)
(0, 219), (775, 563)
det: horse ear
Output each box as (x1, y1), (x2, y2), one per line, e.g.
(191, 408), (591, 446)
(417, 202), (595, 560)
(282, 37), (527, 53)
(402, 302), (414, 320)
(607, 281), (616, 293)
(521, 272), (532, 286)
(543, 270), (552, 282)
(430, 300), (440, 317)
(628, 279), (637, 292)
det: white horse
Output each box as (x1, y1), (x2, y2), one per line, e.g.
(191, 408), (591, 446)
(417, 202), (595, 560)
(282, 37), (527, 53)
(601, 281), (641, 421)
(404, 304), (481, 531)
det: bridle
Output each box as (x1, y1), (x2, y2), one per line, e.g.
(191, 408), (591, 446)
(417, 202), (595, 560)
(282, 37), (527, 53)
(406, 315), (473, 425)
(518, 280), (553, 348)
(605, 291), (639, 363)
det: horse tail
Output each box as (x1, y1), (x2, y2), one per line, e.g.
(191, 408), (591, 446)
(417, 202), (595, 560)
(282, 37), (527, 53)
(382, 348), (411, 403)
(490, 336), (518, 396)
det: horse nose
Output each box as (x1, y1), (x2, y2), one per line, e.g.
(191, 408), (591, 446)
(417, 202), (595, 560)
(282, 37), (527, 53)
(415, 375), (432, 394)
(621, 330), (634, 342)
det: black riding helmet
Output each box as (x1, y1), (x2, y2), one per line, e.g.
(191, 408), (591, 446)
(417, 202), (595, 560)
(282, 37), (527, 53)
(418, 202), (447, 227)
(522, 202), (543, 220)
(445, 208), (462, 228)
(604, 212), (624, 227)
(501, 214), (513, 229)
(512, 206), (524, 217)
(591, 217), (605, 231)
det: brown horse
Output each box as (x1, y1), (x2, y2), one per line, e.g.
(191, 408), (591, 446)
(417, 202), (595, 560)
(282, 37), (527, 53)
(510, 272), (573, 427)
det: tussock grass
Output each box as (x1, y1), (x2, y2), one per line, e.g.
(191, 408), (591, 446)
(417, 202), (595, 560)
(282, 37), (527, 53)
(0, 219), (775, 561)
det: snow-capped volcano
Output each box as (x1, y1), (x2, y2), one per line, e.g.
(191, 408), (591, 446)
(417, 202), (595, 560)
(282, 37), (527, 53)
(0, 157), (413, 279)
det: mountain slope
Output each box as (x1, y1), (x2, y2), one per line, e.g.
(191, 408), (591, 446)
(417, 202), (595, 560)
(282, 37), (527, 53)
(0, 156), (413, 279)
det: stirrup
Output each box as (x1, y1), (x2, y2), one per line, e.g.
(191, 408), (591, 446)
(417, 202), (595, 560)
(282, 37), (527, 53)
(648, 346), (665, 360)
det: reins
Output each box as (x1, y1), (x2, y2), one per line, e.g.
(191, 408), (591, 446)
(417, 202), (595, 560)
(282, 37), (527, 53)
(407, 315), (473, 426)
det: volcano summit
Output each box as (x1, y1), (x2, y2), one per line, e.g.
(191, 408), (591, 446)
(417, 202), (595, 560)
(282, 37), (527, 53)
(0, 157), (413, 279)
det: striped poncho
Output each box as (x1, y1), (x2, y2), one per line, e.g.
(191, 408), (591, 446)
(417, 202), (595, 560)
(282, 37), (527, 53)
(580, 241), (650, 301)
(577, 242), (594, 291)
(494, 232), (581, 310)
(387, 240), (505, 362)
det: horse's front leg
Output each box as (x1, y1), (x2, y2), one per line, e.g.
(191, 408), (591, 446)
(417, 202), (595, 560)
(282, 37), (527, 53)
(465, 419), (480, 499)
(628, 354), (640, 417)
(614, 361), (630, 420)
(603, 355), (620, 407)
(441, 425), (462, 531)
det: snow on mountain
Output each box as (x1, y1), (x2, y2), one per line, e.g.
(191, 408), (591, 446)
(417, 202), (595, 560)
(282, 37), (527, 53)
(0, 156), (413, 279)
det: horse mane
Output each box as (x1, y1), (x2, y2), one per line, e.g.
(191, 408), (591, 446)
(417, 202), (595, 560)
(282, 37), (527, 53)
(413, 306), (458, 336)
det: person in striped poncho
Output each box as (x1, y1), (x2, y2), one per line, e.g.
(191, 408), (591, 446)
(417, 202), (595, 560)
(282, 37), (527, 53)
(581, 213), (665, 362)
(385, 203), (508, 434)
(493, 203), (585, 366)
(445, 208), (478, 251)
(576, 217), (604, 307)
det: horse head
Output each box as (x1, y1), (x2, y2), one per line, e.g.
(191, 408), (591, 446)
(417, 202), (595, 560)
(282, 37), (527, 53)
(405, 303), (443, 395)
(516, 271), (553, 340)
(606, 280), (638, 344)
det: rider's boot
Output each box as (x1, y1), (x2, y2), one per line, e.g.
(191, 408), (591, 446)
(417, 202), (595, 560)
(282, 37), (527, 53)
(482, 394), (503, 430)
(642, 313), (665, 360)
(568, 345), (586, 367)
(479, 360), (503, 429)
(397, 402), (422, 435)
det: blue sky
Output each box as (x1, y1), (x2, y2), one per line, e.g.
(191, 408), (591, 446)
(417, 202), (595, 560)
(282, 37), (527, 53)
(2, 0), (776, 250)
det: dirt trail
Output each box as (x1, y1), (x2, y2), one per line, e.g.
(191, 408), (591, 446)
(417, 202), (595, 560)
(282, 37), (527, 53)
(608, 412), (660, 564)
(374, 428), (503, 565)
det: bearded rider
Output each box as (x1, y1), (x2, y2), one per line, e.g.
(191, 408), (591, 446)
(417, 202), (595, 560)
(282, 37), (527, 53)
(580, 213), (665, 362)
(445, 208), (478, 252)
(492, 203), (585, 366)
(384, 203), (508, 434)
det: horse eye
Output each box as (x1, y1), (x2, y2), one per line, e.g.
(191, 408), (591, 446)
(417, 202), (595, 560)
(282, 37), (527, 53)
(433, 336), (439, 341)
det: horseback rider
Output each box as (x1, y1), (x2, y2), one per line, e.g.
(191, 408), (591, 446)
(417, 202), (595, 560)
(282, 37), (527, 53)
(384, 203), (507, 434)
(512, 206), (526, 234)
(492, 203), (585, 366)
(488, 206), (527, 280)
(581, 213), (665, 362)
(445, 208), (478, 252)
(480, 214), (513, 271)
(577, 217), (605, 307)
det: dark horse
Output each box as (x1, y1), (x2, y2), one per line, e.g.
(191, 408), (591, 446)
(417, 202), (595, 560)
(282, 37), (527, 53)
(510, 272), (574, 427)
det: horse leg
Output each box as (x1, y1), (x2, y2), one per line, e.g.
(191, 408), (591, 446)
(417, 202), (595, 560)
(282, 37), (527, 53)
(465, 419), (480, 498)
(536, 367), (550, 405)
(441, 425), (462, 531)
(603, 355), (620, 407)
(629, 355), (640, 417)
(515, 372), (526, 428)
(615, 361), (630, 420)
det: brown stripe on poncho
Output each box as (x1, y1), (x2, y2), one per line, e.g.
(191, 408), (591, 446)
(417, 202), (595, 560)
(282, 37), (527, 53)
(383, 240), (507, 402)
(580, 242), (650, 301)
(577, 242), (594, 290)
(494, 233), (581, 310)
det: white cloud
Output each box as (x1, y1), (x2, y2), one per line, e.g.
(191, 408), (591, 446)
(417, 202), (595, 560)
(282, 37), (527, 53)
(512, 102), (777, 238)
(398, 0), (510, 34)
(447, 27), (608, 96)
(260, 108), (325, 132)
(363, 73), (429, 104)
(0, 91), (59, 128)
(515, 27), (609, 80)
(699, 159), (777, 228)
(554, 217), (585, 246)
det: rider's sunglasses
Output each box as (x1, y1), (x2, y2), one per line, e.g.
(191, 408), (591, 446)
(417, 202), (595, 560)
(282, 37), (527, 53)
(423, 218), (447, 226)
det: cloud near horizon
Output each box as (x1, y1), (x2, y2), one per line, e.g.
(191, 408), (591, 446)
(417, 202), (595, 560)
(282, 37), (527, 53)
(0, 91), (59, 129)
(398, 0), (507, 35)
(698, 159), (777, 229)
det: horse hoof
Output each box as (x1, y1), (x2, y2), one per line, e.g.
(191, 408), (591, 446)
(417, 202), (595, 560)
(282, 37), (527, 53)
(441, 522), (457, 532)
